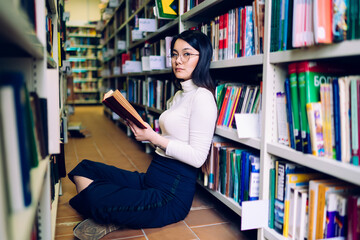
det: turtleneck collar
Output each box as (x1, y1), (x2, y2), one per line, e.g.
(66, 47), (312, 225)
(180, 79), (197, 93)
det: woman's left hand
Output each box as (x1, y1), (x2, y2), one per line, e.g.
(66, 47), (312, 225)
(126, 119), (157, 142)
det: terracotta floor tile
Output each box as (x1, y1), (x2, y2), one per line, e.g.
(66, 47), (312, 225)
(184, 208), (227, 227)
(143, 221), (197, 240)
(191, 192), (214, 210)
(191, 223), (249, 240)
(55, 216), (83, 236)
(100, 227), (144, 239)
(54, 234), (78, 240)
(56, 203), (79, 219)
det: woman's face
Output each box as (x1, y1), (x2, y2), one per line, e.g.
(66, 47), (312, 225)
(171, 39), (199, 81)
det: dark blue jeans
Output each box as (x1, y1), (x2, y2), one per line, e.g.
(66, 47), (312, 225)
(68, 154), (198, 228)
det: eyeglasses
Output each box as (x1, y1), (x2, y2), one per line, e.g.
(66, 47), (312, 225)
(168, 52), (199, 63)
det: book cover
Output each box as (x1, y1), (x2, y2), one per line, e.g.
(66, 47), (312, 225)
(295, 188), (309, 240)
(350, 77), (359, 164)
(0, 72), (32, 212)
(338, 77), (351, 163)
(288, 185), (308, 239)
(102, 89), (147, 129)
(324, 192), (338, 238)
(284, 78), (296, 149)
(248, 154), (260, 201)
(332, 0), (348, 42)
(288, 63), (303, 151)
(228, 86), (242, 127)
(333, 78), (342, 160)
(154, 0), (178, 19)
(347, 195), (360, 240)
(306, 102), (325, 157)
(308, 179), (337, 240)
(283, 172), (323, 237)
(217, 85), (232, 126)
(244, 6), (254, 56)
(314, 0), (333, 43)
(276, 92), (290, 146)
(316, 182), (353, 239)
(29, 92), (48, 160)
(274, 160), (307, 235)
(320, 83), (333, 159)
(269, 167), (276, 228)
(335, 193), (348, 237)
(240, 151), (251, 205)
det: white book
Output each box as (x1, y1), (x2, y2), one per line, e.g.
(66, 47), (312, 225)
(0, 86), (25, 212)
(289, 186), (308, 239)
(295, 188), (309, 240)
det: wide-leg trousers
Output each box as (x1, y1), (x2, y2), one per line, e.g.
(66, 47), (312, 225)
(68, 154), (198, 228)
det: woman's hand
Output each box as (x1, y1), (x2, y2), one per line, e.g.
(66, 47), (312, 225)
(126, 119), (169, 150)
(126, 119), (156, 142)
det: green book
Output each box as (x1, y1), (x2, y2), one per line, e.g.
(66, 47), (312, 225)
(25, 86), (39, 168)
(297, 61), (340, 154)
(288, 63), (303, 151)
(155, 0), (178, 19)
(269, 167), (276, 228)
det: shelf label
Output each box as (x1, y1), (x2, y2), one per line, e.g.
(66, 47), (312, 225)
(139, 18), (157, 32)
(241, 200), (268, 230)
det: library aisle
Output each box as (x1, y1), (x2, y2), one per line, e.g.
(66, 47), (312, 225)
(55, 106), (256, 240)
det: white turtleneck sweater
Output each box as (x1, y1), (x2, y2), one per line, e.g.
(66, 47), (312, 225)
(155, 80), (217, 168)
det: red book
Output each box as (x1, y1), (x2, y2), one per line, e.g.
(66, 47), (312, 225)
(347, 195), (360, 240)
(216, 86), (231, 126)
(219, 14), (224, 60)
(223, 12), (229, 60)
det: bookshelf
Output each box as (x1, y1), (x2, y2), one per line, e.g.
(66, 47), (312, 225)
(0, 0), (65, 239)
(65, 24), (103, 105)
(100, 0), (360, 239)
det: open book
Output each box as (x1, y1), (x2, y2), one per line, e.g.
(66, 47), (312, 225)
(102, 90), (147, 129)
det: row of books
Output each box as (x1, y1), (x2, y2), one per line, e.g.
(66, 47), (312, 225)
(67, 26), (97, 36)
(128, 78), (177, 111)
(277, 61), (359, 165)
(271, 0), (360, 51)
(216, 82), (261, 129)
(269, 159), (360, 240)
(183, 0), (205, 13)
(68, 37), (100, 47)
(0, 72), (49, 213)
(202, 139), (260, 205)
(194, 0), (265, 61)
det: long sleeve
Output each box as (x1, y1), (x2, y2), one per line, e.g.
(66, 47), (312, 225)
(165, 89), (217, 167)
(156, 81), (217, 168)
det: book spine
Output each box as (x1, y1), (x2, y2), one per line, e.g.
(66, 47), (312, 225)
(288, 63), (303, 151)
(298, 63), (312, 153)
(276, 92), (290, 146)
(306, 102), (325, 157)
(269, 167), (276, 228)
(285, 78), (296, 149)
(333, 78), (342, 160)
(248, 155), (260, 201)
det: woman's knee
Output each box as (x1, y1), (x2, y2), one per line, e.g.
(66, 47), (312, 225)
(73, 175), (94, 193)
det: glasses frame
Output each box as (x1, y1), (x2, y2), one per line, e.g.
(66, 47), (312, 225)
(168, 53), (200, 63)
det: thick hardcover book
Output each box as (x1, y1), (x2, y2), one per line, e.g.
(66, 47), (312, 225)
(102, 89), (147, 129)
(0, 72), (32, 212)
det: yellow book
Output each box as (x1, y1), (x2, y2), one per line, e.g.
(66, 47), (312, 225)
(283, 172), (323, 237)
(315, 182), (353, 239)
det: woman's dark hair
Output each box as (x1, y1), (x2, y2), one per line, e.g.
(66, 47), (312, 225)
(171, 30), (215, 95)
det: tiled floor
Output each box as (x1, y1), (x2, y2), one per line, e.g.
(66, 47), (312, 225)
(54, 106), (257, 240)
